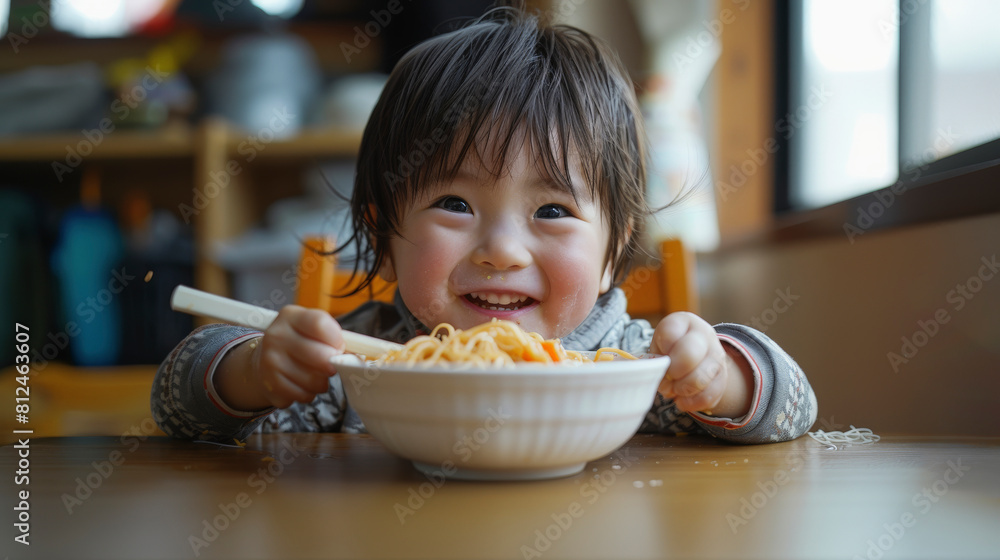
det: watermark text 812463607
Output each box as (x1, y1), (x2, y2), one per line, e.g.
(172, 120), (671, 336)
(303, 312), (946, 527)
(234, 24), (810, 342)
(13, 322), (33, 546)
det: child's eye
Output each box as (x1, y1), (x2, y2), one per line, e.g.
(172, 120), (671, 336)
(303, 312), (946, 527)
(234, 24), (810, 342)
(534, 204), (571, 219)
(434, 196), (471, 213)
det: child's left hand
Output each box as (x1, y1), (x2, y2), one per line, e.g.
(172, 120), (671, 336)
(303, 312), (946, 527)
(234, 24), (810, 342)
(650, 312), (752, 417)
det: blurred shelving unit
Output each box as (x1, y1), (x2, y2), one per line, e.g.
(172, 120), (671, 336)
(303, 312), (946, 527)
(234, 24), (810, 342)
(191, 119), (363, 298)
(0, 8), (376, 438)
(0, 120), (362, 438)
(0, 119), (362, 296)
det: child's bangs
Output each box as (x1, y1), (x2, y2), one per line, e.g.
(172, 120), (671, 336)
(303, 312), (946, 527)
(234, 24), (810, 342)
(405, 23), (603, 206)
(414, 100), (597, 205)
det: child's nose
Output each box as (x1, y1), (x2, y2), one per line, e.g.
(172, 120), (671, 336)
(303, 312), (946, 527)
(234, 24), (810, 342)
(472, 220), (531, 270)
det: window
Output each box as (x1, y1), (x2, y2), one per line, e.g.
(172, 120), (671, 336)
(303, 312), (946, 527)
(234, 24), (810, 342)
(791, 0), (898, 209)
(0, 0), (9, 37)
(906, 0), (1000, 162)
(776, 0), (1000, 223)
(40, 0), (303, 38)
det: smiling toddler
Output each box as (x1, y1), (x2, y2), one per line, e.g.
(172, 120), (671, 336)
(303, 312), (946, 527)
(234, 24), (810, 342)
(153, 6), (816, 443)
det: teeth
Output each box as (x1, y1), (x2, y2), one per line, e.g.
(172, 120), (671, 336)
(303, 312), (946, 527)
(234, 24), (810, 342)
(468, 292), (529, 307)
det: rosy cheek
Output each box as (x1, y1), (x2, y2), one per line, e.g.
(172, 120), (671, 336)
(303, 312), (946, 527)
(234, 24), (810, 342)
(547, 250), (601, 286)
(542, 259), (599, 314)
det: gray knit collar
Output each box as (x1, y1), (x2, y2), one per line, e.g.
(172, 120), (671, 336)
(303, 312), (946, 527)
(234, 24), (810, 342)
(562, 288), (627, 350)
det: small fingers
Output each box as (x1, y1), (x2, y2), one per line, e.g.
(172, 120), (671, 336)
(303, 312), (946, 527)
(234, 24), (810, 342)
(283, 306), (344, 350)
(262, 369), (318, 409)
(658, 376), (675, 400)
(275, 331), (342, 376)
(266, 308), (345, 373)
(672, 362), (727, 414)
(650, 312), (695, 355)
(673, 357), (721, 398)
(258, 346), (331, 402)
(656, 323), (729, 414)
(664, 331), (710, 382)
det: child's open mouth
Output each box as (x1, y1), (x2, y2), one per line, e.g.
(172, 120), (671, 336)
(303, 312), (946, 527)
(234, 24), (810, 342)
(465, 292), (535, 312)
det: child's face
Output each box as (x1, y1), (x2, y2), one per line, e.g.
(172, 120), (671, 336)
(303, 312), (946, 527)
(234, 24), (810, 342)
(384, 143), (613, 339)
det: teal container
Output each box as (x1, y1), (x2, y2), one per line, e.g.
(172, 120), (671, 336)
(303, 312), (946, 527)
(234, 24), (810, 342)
(50, 207), (124, 366)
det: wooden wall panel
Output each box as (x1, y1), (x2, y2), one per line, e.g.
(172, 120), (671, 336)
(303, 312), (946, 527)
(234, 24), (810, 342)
(712, 0), (775, 243)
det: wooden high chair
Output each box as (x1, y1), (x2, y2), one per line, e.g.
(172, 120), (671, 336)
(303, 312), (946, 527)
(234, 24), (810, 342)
(295, 237), (395, 315)
(295, 236), (697, 321)
(621, 237), (700, 320)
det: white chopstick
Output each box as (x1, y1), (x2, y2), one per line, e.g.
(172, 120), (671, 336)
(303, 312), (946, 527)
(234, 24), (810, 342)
(170, 285), (402, 359)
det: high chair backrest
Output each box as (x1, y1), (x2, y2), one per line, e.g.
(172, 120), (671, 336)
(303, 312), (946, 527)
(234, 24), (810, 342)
(296, 236), (394, 316)
(295, 236), (696, 320)
(621, 238), (700, 320)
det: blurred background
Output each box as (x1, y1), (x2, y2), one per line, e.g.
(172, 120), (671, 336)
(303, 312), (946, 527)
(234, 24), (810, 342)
(0, 0), (997, 440)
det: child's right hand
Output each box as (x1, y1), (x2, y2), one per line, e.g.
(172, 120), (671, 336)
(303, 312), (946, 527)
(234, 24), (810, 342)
(248, 305), (345, 409)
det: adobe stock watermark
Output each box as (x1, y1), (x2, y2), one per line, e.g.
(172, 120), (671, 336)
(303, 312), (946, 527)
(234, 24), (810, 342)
(344, 299), (451, 393)
(6, 0), (71, 53)
(519, 448), (637, 559)
(28, 266), (137, 372)
(549, 0), (586, 22)
(877, 0), (929, 41)
(851, 458), (969, 560)
(188, 438), (303, 556)
(887, 253), (998, 372)
(340, 0), (413, 63)
(51, 65), (173, 182)
(214, 244), (336, 331)
(619, 257), (662, 304)
(393, 407), (511, 524)
(717, 84), (833, 203)
(178, 106), (295, 224)
(747, 287), (799, 333)
(212, 0), (277, 21)
(60, 415), (162, 514)
(843, 127), (958, 244)
(724, 416), (840, 534)
(382, 77), (488, 188)
(725, 448), (804, 534)
(672, 0), (750, 70)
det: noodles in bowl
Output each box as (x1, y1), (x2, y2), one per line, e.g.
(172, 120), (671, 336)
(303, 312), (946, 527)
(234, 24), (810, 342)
(376, 318), (637, 366)
(337, 320), (668, 480)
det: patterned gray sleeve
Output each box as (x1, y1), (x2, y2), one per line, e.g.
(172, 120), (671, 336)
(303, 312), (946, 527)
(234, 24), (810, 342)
(150, 324), (348, 441)
(695, 323), (818, 443)
(256, 375), (350, 434)
(629, 320), (817, 443)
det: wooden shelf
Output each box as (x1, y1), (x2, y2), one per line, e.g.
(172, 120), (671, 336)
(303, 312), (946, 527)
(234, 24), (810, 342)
(0, 123), (195, 161)
(0, 122), (365, 163)
(224, 125), (364, 160)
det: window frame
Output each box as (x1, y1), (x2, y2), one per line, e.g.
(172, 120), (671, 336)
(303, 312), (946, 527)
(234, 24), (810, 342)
(769, 0), (1000, 242)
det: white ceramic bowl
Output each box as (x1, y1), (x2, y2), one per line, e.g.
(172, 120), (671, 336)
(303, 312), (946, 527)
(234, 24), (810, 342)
(333, 353), (669, 480)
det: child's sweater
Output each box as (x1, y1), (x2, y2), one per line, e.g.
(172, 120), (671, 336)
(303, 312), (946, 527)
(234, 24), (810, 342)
(151, 288), (817, 444)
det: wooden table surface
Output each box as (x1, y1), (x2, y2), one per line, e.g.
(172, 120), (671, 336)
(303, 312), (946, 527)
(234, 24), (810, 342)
(2, 433), (999, 559)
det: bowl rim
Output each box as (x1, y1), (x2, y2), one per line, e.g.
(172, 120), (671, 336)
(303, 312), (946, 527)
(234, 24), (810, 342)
(333, 352), (669, 377)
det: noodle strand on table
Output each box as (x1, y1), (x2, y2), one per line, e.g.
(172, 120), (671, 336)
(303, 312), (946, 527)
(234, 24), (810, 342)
(377, 319), (637, 365)
(807, 425), (880, 450)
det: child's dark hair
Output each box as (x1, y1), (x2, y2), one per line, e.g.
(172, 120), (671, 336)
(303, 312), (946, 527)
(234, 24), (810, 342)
(342, 6), (649, 294)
